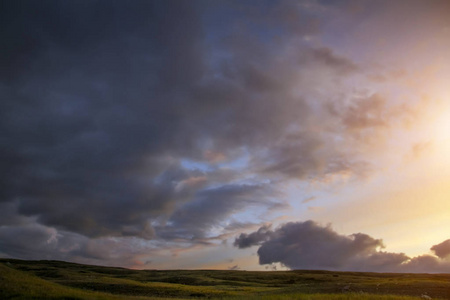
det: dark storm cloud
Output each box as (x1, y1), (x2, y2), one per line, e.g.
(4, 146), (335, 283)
(1, 0), (208, 238)
(1, 1), (361, 241)
(0, 201), (30, 226)
(1, 0), (418, 266)
(0, 224), (60, 259)
(0, 0), (204, 84)
(234, 221), (450, 273)
(15, 162), (209, 239)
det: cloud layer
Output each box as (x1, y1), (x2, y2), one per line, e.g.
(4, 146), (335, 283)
(1, 1), (384, 245)
(1, 0), (449, 269)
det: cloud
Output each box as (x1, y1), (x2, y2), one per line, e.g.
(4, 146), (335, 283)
(308, 47), (358, 74)
(409, 141), (433, 159)
(234, 224), (273, 249)
(0, 222), (164, 267)
(1, 1), (208, 240)
(401, 255), (450, 273)
(0, 201), (30, 227)
(0, 0), (429, 266)
(431, 239), (450, 260)
(307, 206), (323, 212)
(302, 196), (316, 204)
(234, 221), (450, 273)
(0, 224), (60, 259)
(0, 0), (375, 244)
(255, 221), (389, 271)
(341, 94), (388, 130)
(159, 184), (283, 240)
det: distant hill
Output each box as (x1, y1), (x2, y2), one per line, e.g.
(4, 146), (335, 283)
(1, 258), (449, 299)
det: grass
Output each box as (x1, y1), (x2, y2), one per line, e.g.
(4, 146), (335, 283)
(223, 295), (430, 300)
(1, 258), (449, 299)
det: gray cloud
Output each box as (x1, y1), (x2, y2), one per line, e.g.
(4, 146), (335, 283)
(234, 221), (450, 273)
(0, 201), (31, 227)
(307, 47), (359, 74)
(0, 0), (425, 265)
(401, 255), (450, 273)
(1, 0), (207, 240)
(256, 221), (388, 271)
(0, 1), (372, 241)
(0, 224), (60, 259)
(0, 222), (159, 267)
(159, 184), (282, 241)
(431, 239), (450, 260)
(234, 224), (273, 249)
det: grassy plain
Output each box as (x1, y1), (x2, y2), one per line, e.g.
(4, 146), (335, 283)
(1, 259), (449, 299)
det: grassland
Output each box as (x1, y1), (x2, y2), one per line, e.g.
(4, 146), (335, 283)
(1, 259), (449, 299)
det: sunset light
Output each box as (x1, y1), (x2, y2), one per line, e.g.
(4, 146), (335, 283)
(1, 0), (450, 277)
(434, 104), (450, 147)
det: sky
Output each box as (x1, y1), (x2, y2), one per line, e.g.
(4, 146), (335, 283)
(1, 0), (450, 273)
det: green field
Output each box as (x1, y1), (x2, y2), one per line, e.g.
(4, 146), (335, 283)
(1, 259), (449, 299)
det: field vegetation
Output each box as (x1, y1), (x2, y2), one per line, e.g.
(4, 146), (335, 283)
(1, 259), (449, 299)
